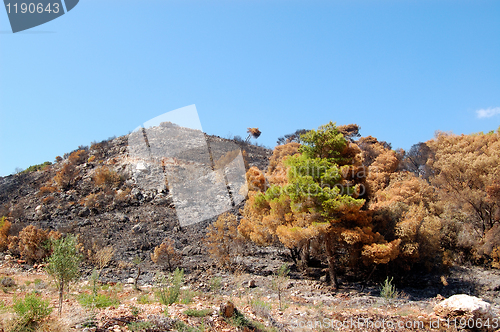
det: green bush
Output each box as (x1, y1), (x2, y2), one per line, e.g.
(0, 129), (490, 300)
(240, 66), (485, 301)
(225, 309), (278, 332)
(155, 268), (184, 305)
(380, 276), (399, 300)
(127, 321), (153, 332)
(77, 293), (119, 309)
(180, 289), (198, 305)
(12, 292), (52, 330)
(20, 162), (52, 174)
(209, 276), (222, 294)
(183, 308), (212, 317)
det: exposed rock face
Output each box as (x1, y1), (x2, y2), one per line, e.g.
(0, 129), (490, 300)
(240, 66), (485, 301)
(434, 294), (496, 331)
(127, 123), (249, 226)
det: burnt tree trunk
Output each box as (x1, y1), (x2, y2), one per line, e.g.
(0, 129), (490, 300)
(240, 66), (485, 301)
(325, 238), (338, 290)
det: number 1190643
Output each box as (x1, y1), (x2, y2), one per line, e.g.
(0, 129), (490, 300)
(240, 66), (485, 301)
(5, 3), (60, 14)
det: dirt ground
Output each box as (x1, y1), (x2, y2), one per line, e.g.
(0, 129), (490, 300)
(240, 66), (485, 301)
(1, 257), (500, 332)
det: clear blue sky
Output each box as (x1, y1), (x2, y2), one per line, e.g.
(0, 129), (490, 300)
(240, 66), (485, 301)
(1, 0), (499, 176)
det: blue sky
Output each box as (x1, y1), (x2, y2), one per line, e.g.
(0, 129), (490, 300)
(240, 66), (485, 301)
(1, 0), (499, 176)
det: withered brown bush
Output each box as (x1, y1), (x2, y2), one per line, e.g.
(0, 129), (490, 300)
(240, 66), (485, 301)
(68, 149), (88, 165)
(53, 164), (79, 190)
(492, 247), (500, 269)
(267, 142), (300, 174)
(17, 225), (61, 263)
(204, 212), (244, 270)
(38, 186), (57, 197)
(246, 167), (267, 192)
(87, 243), (115, 270)
(0, 217), (11, 252)
(93, 166), (122, 189)
(151, 239), (182, 271)
(42, 196), (55, 205)
(81, 191), (114, 209)
(247, 127), (261, 139)
(114, 188), (131, 205)
(7, 236), (19, 256)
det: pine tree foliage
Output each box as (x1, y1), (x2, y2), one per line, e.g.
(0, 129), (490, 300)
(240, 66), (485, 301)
(239, 122), (400, 288)
(46, 234), (82, 315)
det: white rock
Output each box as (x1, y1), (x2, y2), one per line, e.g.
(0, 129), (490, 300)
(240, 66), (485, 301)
(434, 294), (496, 330)
(126, 278), (135, 284)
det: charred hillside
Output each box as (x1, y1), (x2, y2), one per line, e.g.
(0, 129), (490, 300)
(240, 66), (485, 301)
(0, 128), (272, 282)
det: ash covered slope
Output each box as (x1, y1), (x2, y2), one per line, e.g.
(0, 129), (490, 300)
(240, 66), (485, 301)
(0, 124), (271, 279)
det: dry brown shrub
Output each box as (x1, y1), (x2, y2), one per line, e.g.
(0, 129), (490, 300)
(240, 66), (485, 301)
(0, 217), (11, 252)
(204, 212), (244, 270)
(7, 235), (19, 256)
(151, 239), (182, 271)
(117, 260), (133, 269)
(38, 186), (57, 197)
(88, 244), (115, 270)
(247, 127), (261, 139)
(53, 164), (79, 190)
(93, 166), (122, 189)
(17, 225), (61, 263)
(82, 191), (115, 209)
(114, 188), (131, 205)
(88, 155), (96, 163)
(246, 167), (267, 192)
(68, 149), (88, 165)
(55, 156), (63, 162)
(366, 150), (399, 194)
(492, 247), (500, 269)
(42, 196), (55, 205)
(268, 142), (300, 173)
(361, 239), (401, 265)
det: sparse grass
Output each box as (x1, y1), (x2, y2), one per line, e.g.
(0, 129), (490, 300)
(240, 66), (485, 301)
(250, 298), (272, 318)
(221, 304), (278, 332)
(174, 320), (203, 332)
(137, 293), (153, 304)
(209, 276), (222, 294)
(127, 321), (153, 332)
(130, 305), (141, 317)
(180, 289), (198, 304)
(183, 308), (212, 317)
(77, 293), (119, 309)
